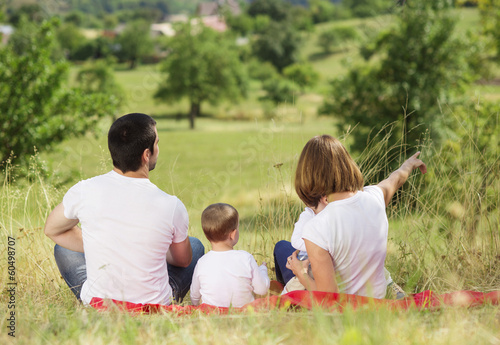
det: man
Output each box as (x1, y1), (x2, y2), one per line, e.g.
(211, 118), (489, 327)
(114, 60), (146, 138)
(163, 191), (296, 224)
(45, 113), (204, 305)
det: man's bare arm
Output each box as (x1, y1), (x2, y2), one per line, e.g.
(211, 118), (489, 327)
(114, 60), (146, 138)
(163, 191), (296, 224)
(44, 203), (83, 252)
(377, 152), (427, 207)
(166, 237), (192, 268)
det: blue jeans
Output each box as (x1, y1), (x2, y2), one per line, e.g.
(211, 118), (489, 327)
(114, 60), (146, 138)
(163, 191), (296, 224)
(273, 240), (296, 286)
(54, 236), (205, 303)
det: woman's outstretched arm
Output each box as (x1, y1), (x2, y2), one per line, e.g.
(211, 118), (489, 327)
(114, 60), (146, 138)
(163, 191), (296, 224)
(377, 152), (427, 207)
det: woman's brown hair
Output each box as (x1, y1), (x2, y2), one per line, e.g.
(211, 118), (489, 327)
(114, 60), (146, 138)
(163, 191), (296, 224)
(295, 135), (364, 207)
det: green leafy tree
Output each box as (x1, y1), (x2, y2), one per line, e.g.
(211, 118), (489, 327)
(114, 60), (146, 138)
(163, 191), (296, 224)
(77, 59), (125, 109)
(289, 6), (314, 32)
(320, 0), (485, 153)
(479, 0), (500, 57)
(317, 26), (359, 54)
(225, 13), (255, 36)
(248, 0), (290, 22)
(342, 0), (392, 18)
(282, 63), (319, 91)
(252, 21), (301, 72)
(309, 0), (339, 23)
(260, 76), (299, 105)
(64, 11), (85, 26)
(8, 4), (45, 26)
(0, 20), (119, 166)
(155, 23), (248, 129)
(248, 59), (279, 82)
(56, 23), (89, 60)
(116, 20), (154, 69)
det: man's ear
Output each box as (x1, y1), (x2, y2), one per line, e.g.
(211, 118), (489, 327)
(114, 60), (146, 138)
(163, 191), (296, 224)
(319, 195), (328, 205)
(141, 148), (151, 164)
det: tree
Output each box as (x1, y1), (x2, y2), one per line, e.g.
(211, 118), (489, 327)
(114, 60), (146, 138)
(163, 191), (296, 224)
(317, 26), (359, 54)
(252, 21), (301, 72)
(248, 0), (290, 22)
(260, 76), (299, 105)
(76, 59), (125, 110)
(320, 0), (485, 153)
(282, 63), (319, 91)
(341, 0), (391, 18)
(155, 23), (248, 129)
(8, 4), (45, 26)
(479, 0), (500, 58)
(309, 0), (338, 24)
(115, 20), (154, 69)
(0, 20), (119, 166)
(56, 23), (89, 60)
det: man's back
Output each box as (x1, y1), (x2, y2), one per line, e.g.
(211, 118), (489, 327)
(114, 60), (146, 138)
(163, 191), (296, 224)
(63, 171), (189, 305)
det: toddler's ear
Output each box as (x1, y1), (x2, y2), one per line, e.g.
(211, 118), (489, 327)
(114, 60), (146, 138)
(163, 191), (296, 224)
(229, 229), (238, 240)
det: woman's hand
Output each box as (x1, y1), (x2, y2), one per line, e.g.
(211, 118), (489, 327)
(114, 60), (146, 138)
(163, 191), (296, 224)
(286, 250), (309, 276)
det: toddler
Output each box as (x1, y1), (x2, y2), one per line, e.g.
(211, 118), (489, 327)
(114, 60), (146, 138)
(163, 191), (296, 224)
(190, 203), (270, 307)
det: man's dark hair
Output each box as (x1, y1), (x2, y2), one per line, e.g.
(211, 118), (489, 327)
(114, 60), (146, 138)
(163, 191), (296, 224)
(108, 113), (157, 173)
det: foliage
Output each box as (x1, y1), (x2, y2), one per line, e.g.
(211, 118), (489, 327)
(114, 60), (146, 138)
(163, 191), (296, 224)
(247, 0), (290, 22)
(282, 63), (319, 91)
(56, 23), (89, 60)
(7, 16), (64, 60)
(76, 59), (125, 109)
(309, 0), (338, 24)
(55, 0), (175, 16)
(224, 12), (255, 36)
(289, 6), (314, 32)
(478, 0), (500, 57)
(342, 0), (393, 18)
(260, 76), (299, 105)
(7, 3), (45, 26)
(320, 0), (486, 155)
(155, 23), (248, 129)
(317, 26), (359, 54)
(0, 20), (119, 166)
(115, 20), (154, 69)
(252, 21), (301, 72)
(248, 59), (279, 82)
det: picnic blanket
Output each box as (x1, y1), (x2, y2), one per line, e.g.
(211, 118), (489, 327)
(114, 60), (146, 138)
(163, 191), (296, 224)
(89, 289), (500, 315)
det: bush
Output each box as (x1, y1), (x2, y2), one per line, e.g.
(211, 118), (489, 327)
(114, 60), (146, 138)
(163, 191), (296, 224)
(282, 63), (319, 91)
(317, 26), (359, 54)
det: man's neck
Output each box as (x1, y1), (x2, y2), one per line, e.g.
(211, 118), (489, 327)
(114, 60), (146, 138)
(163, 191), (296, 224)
(113, 167), (149, 179)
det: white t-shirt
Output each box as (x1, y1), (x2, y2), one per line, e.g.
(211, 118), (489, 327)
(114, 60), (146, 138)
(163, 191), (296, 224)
(63, 170), (189, 305)
(302, 186), (388, 299)
(190, 250), (270, 307)
(291, 207), (315, 251)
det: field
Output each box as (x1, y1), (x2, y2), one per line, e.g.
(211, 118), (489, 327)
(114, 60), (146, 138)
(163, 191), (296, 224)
(1, 8), (500, 344)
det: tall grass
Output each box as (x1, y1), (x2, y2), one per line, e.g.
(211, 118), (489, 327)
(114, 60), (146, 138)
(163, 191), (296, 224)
(0, 115), (499, 344)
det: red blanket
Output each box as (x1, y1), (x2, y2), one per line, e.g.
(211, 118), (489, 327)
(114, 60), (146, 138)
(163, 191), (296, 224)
(89, 289), (500, 315)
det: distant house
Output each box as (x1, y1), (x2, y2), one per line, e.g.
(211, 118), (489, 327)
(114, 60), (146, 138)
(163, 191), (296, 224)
(192, 15), (228, 32)
(151, 23), (175, 37)
(0, 24), (14, 45)
(196, 0), (241, 17)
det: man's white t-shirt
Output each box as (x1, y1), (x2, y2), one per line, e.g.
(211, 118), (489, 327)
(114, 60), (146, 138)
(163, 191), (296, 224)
(190, 250), (270, 308)
(302, 186), (388, 299)
(63, 170), (189, 305)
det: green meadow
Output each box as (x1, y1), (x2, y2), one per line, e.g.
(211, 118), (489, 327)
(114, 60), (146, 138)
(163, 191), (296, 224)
(1, 7), (499, 344)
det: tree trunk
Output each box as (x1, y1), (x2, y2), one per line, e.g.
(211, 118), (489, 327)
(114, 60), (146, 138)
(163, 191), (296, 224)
(189, 102), (200, 129)
(129, 58), (136, 70)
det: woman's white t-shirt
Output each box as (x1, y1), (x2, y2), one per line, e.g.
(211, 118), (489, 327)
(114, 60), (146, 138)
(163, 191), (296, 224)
(63, 170), (189, 305)
(302, 186), (388, 298)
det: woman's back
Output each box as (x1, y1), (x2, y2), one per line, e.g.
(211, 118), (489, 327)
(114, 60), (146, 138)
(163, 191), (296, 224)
(302, 186), (388, 298)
